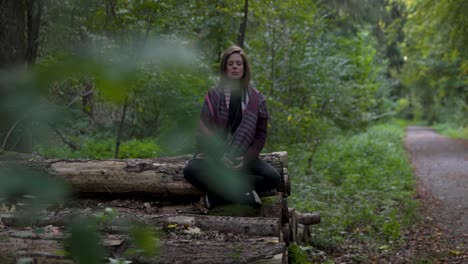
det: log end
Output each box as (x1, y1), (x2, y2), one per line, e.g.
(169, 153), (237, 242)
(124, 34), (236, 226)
(297, 212), (320, 226)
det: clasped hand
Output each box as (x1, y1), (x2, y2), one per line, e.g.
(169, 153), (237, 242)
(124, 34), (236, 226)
(194, 153), (244, 169)
(222, 155), (244, 169)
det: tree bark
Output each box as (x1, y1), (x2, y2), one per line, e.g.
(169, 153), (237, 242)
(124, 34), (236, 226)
(0, 0), (43, 68)
(25, 0), (43, 65)
(0, 0), (26, 68)
(147, 237), (286, 264)
(2, 211), (281, 238)
(288, 207), (297, 243)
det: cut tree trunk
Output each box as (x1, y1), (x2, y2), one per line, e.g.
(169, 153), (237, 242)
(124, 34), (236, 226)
(1, 211), (281, 238)
(0, 229), (287, 264)
(288, 208), (297, 243)
(0, 151), (290, 197)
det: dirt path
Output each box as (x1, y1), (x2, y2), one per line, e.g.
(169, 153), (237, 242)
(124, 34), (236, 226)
(402, 126), (467, 262)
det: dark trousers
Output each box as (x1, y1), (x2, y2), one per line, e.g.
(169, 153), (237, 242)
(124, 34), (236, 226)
(183, 157), (281, 203)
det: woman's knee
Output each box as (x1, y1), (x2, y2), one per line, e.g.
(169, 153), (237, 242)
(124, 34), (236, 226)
(269, 168), (281, 189)
(183, 159), (202, 183)
(256, 163), (281, 190)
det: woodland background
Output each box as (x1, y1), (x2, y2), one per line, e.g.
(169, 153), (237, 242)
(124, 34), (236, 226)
(0, 0), (467, 262)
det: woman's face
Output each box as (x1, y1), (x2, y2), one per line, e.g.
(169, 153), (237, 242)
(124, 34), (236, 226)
(226, 53), (244, 80)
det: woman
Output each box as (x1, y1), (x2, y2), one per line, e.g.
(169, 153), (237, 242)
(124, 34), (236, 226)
(183, 46), (280, 209)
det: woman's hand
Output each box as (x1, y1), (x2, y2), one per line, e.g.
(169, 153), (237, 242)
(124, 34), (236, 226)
(194, 153), (207, 159)
(222, 155), (233, 167)
(231, 157), (244, 169)
(223, 155), (244, 169)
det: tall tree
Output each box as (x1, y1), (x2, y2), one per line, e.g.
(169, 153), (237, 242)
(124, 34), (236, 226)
(0, 0), (26, 68)
(0, 0), (44, 68)
(25, 0), (43, 65)
(237, 0), (248, 48)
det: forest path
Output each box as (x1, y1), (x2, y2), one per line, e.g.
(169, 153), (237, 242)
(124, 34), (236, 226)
(402, 126), (467, 262)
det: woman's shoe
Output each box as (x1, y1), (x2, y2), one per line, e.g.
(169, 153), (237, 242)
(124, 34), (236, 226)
(241, 190), (262, 208)
(204, 193), (215, 209)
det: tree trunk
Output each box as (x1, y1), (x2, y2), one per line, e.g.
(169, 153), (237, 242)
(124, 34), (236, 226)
(0, 0), (26, 68)
(114, 97), (129, 159)
(25, 0), (43, 65)
(237, 0), (249, 48)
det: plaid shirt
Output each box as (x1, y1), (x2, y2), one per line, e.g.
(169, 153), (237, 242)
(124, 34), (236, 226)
(197, 85), (269, 161)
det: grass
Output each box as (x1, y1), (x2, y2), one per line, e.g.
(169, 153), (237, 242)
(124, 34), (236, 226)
(279, 123), (418, 262)
(432, 123), (468, 140)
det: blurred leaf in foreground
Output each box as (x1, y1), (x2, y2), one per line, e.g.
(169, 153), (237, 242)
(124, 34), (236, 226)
(128, 224), (160, 257)
(0, 163), (68, 224)
(65, 216), (104, 264)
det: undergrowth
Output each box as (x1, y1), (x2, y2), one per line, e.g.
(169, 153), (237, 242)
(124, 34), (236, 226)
(35, 138), (162, 159)
(433, 123), (468, 140)
(283, 123), (418, 262)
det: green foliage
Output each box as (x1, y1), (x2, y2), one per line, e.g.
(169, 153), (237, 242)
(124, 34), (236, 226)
(248, 2), (393, 145)
(0, 164), (68, 221)
(128, 225), (160, 257)
(63, 208), (159, 262)
(35, 138), (162, 159)
(0, 0), (404, 159)
(289, 244), (311, 264)
(65, 217), (104, 264)
(433, 123), (468, 140)
(400, 0), (468, 125)
(284, 124), (417, 253)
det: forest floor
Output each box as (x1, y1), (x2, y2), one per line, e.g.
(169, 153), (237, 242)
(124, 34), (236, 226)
(391, 126), (467, 263)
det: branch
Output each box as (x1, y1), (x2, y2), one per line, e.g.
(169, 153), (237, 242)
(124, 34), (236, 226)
(47, 122), (79, 151)
(66, 88), (94, 108)
(114, 97), (129, 159)
(1, 114), (29, 150)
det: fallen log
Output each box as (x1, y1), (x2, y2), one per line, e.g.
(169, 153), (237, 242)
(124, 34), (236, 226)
(297, 212), (320, 226)
(1, 211), (281, 238)
(142, 237), (286, 264)
(0, 151), (289, 197)
(296, 212), (321, 245)
(0, 229), (287, 264)
(288, 208), (297, 243)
